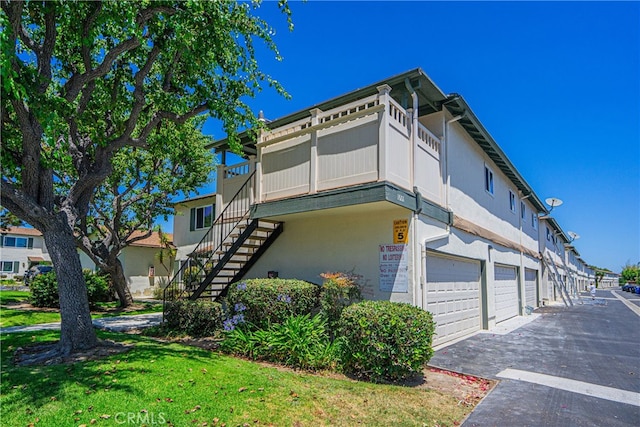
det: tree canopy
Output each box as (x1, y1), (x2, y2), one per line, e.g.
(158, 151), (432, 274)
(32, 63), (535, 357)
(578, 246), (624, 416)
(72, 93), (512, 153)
(0, 0), (291, 361)
(77, 116), (215, 306)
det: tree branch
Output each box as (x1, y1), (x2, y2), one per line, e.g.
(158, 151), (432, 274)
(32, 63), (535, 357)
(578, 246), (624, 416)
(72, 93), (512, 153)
(63, 37), (140, 103)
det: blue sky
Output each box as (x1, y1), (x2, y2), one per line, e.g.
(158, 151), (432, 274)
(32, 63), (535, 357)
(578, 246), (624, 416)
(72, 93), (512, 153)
(169, 1), (639, 272)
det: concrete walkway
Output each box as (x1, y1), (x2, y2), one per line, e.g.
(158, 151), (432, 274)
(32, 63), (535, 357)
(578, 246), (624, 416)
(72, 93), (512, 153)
(0, 312), (163, 334)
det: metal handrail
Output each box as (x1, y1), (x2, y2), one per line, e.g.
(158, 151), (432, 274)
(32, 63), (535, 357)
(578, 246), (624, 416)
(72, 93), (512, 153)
(162, 171), (256, 309)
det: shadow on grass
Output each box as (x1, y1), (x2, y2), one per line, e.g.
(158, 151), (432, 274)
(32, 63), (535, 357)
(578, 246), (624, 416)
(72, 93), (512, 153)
(0, 291), (31, 305)
(0, 330), (224, 410)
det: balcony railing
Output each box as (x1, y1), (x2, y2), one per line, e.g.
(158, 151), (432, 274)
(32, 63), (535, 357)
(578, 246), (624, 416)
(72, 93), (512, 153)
(220, 93), (443, 207)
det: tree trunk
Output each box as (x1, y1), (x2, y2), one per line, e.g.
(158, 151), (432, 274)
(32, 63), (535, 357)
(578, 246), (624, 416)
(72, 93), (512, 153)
(43, 227), (98, 354)
(108, 257), (134, 308)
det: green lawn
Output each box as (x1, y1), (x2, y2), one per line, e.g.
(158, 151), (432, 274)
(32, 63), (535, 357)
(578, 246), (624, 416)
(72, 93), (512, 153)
(0, 331), (472, 427)
(0, 290), (31, 305)
(0, 291), (163, 328)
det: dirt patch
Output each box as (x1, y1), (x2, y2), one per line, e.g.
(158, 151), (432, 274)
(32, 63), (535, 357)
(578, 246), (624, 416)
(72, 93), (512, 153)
(13, 340), (132, 366)
(421, 366), (496, 406)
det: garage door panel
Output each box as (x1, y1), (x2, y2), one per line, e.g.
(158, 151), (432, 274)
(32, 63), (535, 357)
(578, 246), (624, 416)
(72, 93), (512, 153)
(524, 268), (537, 308)
(427, 254), (481, 345)
(494, 264), (519, 323)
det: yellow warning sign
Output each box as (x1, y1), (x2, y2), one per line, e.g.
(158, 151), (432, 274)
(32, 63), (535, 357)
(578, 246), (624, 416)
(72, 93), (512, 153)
(393, 219), (409, 244)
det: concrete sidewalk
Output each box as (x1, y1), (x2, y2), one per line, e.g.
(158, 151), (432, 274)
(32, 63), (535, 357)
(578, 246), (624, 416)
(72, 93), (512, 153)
(0, 312), (163, 334)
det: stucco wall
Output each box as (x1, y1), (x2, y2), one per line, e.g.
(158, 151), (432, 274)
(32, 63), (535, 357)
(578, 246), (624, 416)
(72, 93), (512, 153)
(120, 246), (171, 298)
(446, 122), (539, 256)
(173, 195), (216, 249)
(244, 202), (414, 304)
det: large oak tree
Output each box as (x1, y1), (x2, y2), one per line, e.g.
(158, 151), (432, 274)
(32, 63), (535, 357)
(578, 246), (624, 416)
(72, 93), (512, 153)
(0, 0), (290, 361)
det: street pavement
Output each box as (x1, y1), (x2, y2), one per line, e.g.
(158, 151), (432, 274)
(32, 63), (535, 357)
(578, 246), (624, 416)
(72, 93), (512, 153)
(430, 287), (640, 427)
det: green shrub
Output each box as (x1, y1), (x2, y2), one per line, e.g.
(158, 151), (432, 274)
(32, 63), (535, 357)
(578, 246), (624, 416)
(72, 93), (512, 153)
(338, 301), (436, 383)
(164, 299), (224, 337)
(319, 271), (362, 330)
(220, 314), (337, 370)
(84, 271), (113, 304)
(30, 270), (115, 308)
(226, 279), (320, 329)
(29, 271), (59, 308)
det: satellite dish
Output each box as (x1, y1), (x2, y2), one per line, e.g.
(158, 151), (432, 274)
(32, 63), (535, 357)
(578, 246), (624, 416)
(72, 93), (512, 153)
(568, 231), (580, 241)
(545, 197), (563, 209)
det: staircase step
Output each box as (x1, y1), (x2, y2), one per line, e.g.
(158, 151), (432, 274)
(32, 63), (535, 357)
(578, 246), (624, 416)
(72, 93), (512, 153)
(238, 224), (279, 232)
(230, 233), (268, 240)
(222, 242), (261, 249)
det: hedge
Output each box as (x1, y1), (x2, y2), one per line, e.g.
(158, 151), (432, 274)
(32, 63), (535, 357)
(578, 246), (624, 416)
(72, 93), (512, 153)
(225, 278), (320, 329)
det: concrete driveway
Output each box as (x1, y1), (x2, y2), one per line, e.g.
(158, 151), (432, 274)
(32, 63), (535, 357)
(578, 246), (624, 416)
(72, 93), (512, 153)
(429, 288), (640, 427)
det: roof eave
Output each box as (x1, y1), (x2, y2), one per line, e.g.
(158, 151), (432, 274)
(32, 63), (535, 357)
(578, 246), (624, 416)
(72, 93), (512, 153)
(442, 96), (548, 214)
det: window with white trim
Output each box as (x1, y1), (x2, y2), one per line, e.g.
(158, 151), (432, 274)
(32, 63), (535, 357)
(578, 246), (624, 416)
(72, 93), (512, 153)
(546, 227), (551, 241)
(531, 213), (538, 230)
(1, 261), (18, 273)
(509, 191), (516, 213)
(0, 236), (33, 248)
(520, 201), (526, 220)
(484, 165), (494, 195)
(190, 204), (214, 231)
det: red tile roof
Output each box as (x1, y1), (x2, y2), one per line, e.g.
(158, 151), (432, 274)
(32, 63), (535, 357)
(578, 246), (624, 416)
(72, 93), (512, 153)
(128, 230), (174, 248)
(1, 226), (42, 236)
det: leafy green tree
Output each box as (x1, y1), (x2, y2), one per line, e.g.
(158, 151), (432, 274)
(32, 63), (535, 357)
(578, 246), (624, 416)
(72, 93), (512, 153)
(76, 117), (214, 307)
(1, 1), (290, 361)
(0, 208), (23, 230)
(620, 263), (640, 284)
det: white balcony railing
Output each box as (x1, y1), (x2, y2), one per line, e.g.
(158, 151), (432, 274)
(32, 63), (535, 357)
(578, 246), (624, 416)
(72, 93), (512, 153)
(220, 92), (443, 207)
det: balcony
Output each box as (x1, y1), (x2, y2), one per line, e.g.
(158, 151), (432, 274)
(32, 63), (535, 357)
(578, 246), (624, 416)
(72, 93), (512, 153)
(218, 85), (443, 211)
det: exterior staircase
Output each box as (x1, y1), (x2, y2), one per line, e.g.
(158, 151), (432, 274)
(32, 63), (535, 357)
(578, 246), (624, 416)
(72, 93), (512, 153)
(163, 171), (283, 303)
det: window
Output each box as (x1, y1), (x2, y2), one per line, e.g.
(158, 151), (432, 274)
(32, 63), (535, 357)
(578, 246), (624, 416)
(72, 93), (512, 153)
(546, 227), (551, 241)
(509, 191), (516, 213)
(484, 165), (494, 195)
(1, 261), (18, 273)
(190, 204), (214, 231)
(520, 201), (526, 220)
(1, 236), (32, 248)
(531, 213), (538, 230)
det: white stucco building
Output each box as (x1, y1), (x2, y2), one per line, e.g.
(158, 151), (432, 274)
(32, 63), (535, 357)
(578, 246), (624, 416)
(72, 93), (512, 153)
(169, 68), (601, 345)
(0, 226), (51, 279)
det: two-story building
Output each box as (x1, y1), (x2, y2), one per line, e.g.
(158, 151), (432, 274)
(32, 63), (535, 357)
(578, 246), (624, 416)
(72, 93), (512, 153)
(168, 68), (599, 345)
(0, 226), (51, 279)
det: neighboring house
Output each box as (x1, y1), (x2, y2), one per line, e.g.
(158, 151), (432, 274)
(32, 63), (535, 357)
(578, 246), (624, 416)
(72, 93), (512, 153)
(0, 225), (172, 298)
(0, 226), (51, 279)
(169, 68), (602, 346)
(78, 230), (175, 299)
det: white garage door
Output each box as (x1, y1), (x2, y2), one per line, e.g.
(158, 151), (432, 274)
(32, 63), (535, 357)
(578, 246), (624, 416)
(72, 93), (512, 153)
(426, 254), (481, 346)
(524, 268), (537, 308)
(494, 265), (519, 323)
